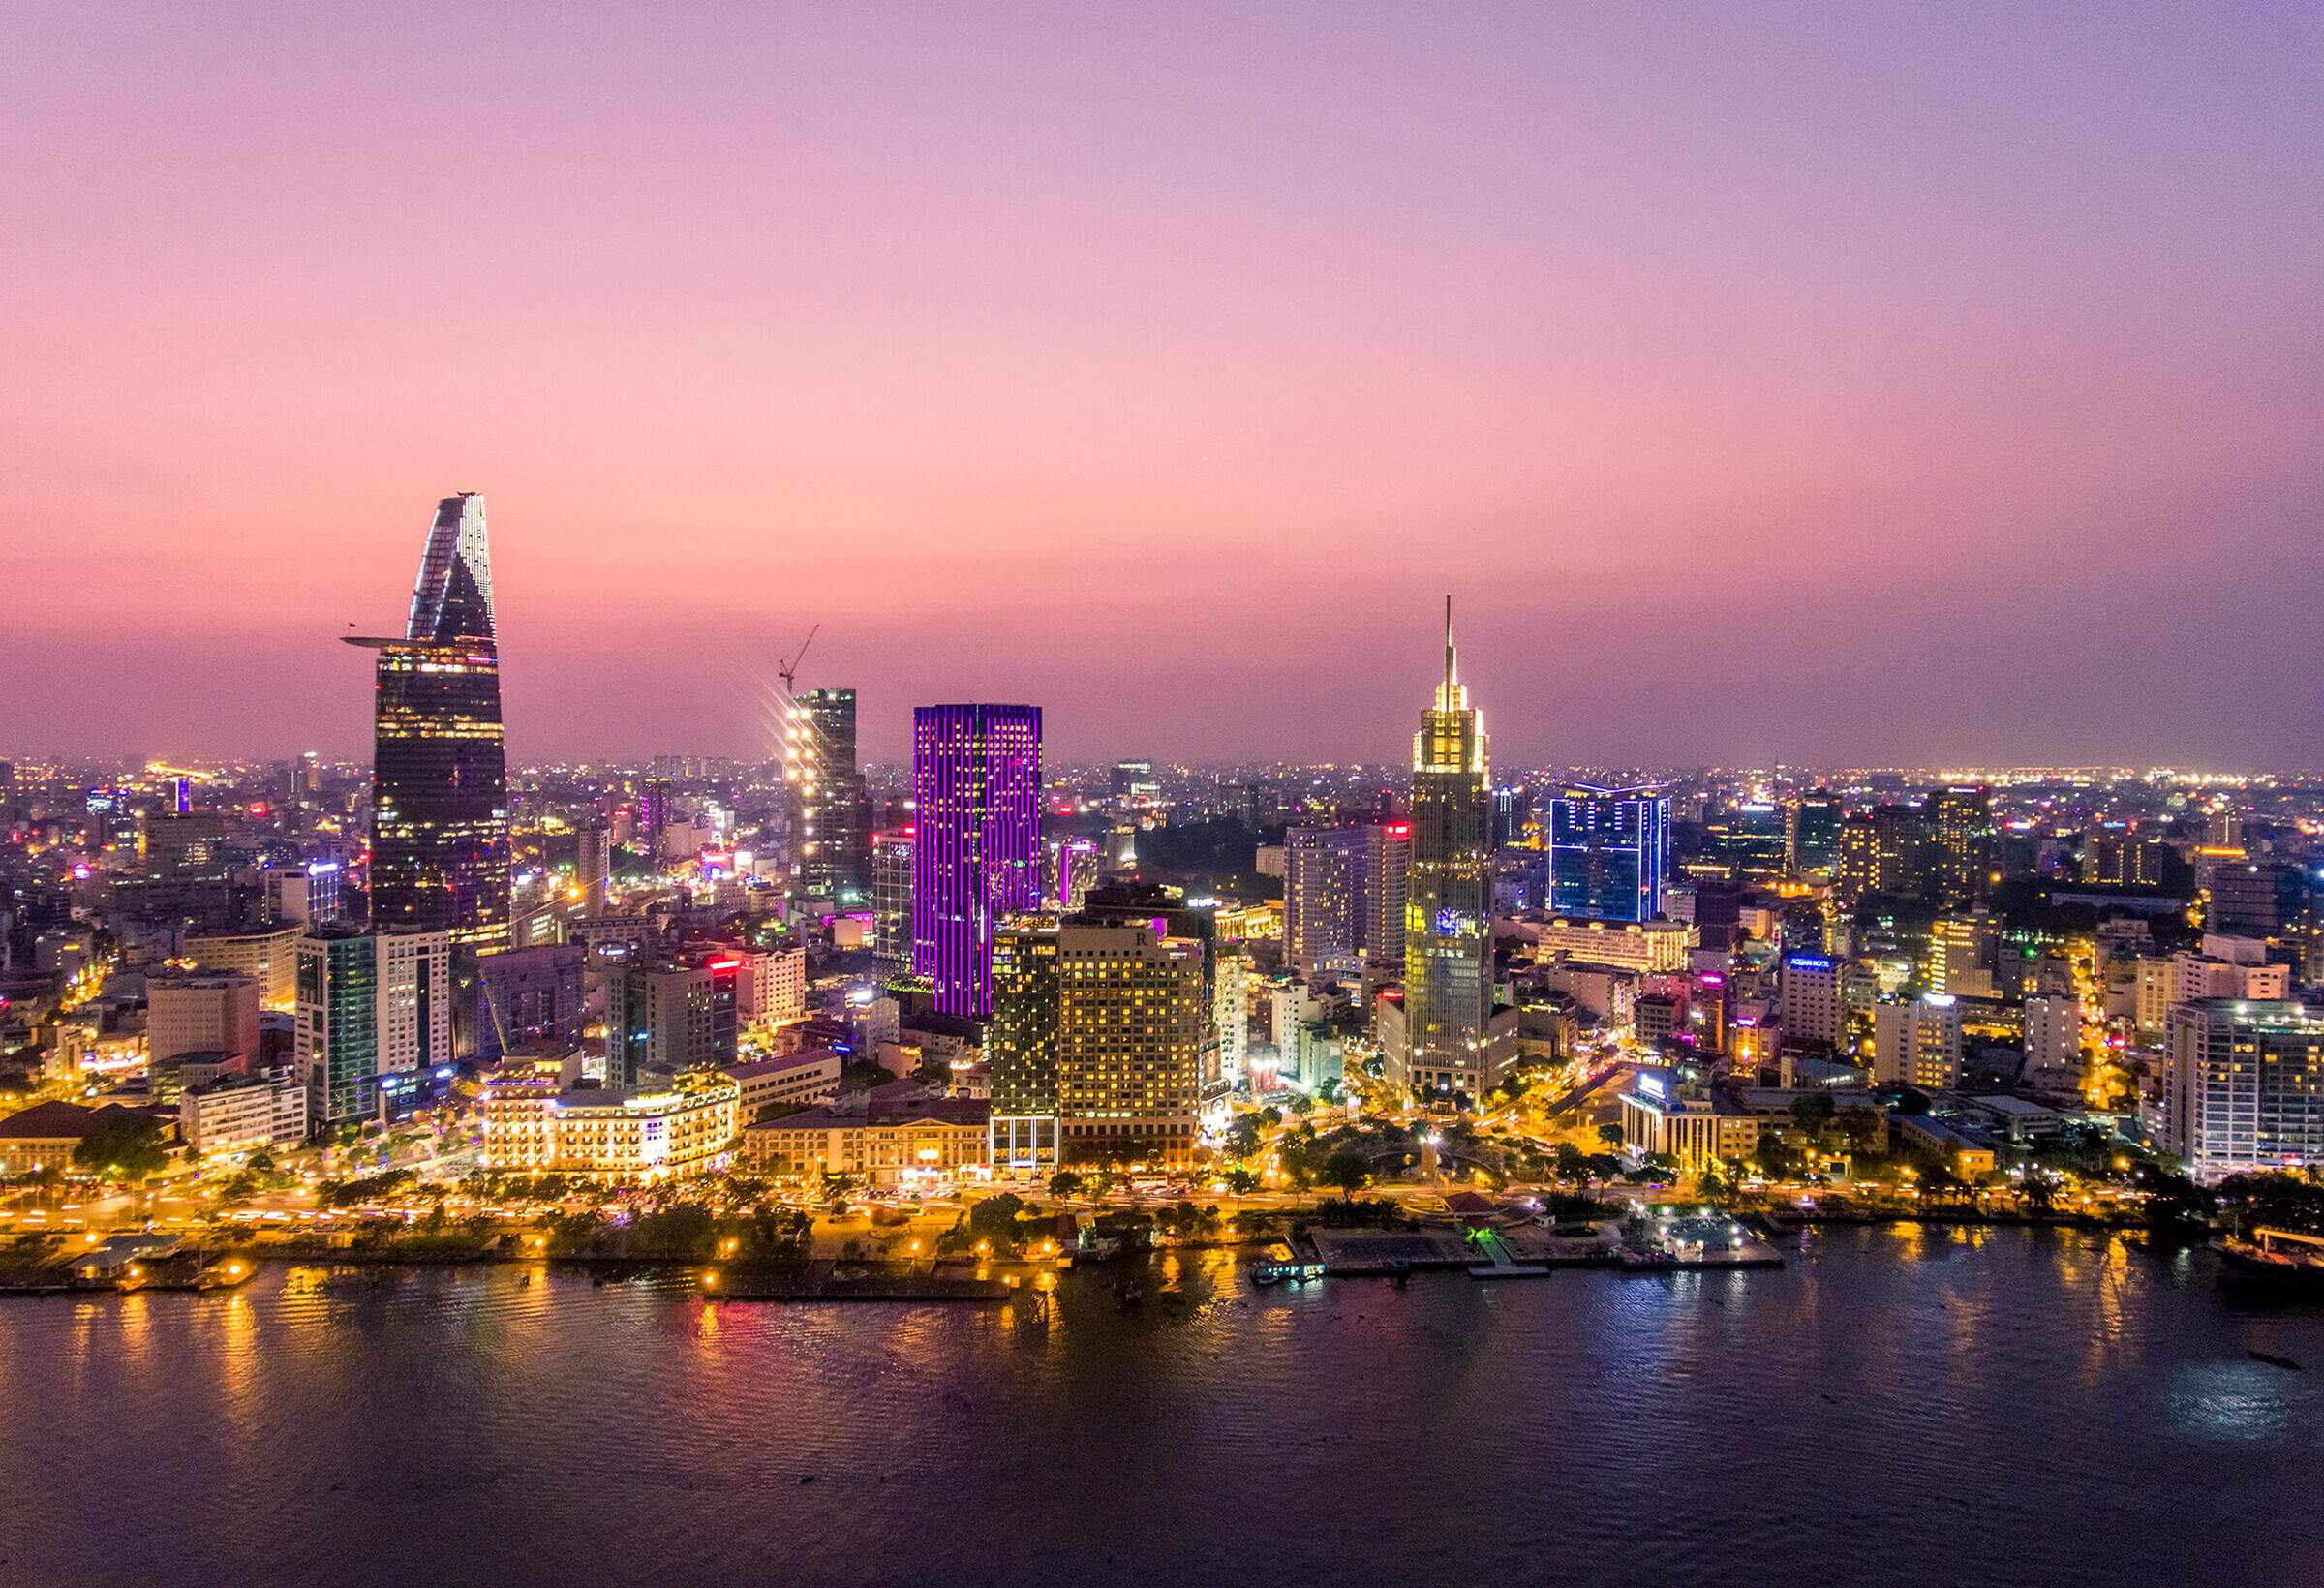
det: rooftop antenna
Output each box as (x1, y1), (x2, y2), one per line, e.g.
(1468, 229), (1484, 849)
(1443, 595), (1455, 689)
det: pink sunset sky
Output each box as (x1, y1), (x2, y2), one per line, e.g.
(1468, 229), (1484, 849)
(4, 2), (2319, 769)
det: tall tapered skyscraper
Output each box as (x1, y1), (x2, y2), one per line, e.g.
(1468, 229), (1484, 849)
(912, 703), (1042, 1017)
(348, 493), (511, 955)
(1400, 599), (1491, 1089)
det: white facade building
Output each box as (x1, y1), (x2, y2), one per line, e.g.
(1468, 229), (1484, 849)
(481, 1072), (739, 1182)
(2022, 993), (2084, 1090)
(147, 971), (261, 1064)
(2162, 1000), (2324, 1183)
(738, 946), (808, 1026)
(1777, 955), (1842, 1049)
(1536, 917), (1693, 975)
(1873, 994), (1964, 1090)
(180, 1070), (309, 1158)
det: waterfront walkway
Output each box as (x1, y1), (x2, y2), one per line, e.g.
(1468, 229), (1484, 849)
(1465, 1230), (1549, 1278)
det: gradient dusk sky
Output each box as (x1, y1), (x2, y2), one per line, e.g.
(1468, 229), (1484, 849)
(5, 2), (2319, 770)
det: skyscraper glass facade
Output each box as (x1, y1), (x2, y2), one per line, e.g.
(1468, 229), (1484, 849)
(793, 687), (871, 903)
(298, 928), (377, 1126)
(1403, 607), (1492, 1076)
(1703, 800), (1787, 881)
(872, 828), (915, 969)
(1931, 784), (1996, 902)
(1547, 785), (1669, 922)
(988, 917), (1063, 1173)
(911, 704), (1043, 1017)
(352, 494), (511, 956)
(1786, 792), (1844, 874)
(295, 924), (451, 1129)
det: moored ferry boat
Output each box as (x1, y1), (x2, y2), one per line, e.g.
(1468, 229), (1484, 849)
(1250, 1242), (1326, 1286)
(2218, 1227), (2324, 1294)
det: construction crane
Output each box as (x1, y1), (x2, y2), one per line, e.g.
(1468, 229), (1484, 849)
(777, 623), (822, 786)
(778, 624), (819, 700)
(777, 625), (823, 893)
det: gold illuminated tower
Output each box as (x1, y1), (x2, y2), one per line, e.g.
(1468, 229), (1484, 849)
(1400, 598), (1492, 1095)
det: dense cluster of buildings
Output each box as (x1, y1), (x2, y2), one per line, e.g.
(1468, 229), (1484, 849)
(1585, 785), (2324, 1185)
(5, 491), (2324, 1197)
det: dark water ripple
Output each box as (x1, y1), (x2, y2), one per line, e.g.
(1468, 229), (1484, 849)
(3, 1227), (2322, 1588)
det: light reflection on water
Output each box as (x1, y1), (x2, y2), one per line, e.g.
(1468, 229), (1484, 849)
(1, 1229), (2322, 1587)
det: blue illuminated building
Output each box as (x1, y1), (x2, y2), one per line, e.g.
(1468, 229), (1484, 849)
(1547, 784), (1669, 922)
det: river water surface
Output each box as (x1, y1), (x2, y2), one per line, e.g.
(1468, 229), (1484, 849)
(3, 1226), (2321, 1587)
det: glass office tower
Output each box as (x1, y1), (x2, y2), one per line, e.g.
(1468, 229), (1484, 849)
(988, 916), (1062, 1174)
(1786, 791), (1845, 874)
(1547, 784), (1669, 923)
(349, 493), (511, 956)
(791, 687), (871, 904)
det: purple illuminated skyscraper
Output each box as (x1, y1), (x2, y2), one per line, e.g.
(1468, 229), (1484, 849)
(911, 704), (1044, 1018)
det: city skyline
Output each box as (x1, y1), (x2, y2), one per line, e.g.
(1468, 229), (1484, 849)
(7, 4), (2321, 769)
(13, 571), (2324, 778)
(10, 10), (2324, 1586)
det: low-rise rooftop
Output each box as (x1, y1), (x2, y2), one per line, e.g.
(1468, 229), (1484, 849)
(747, 1082), (987, 1134)
(720, 1048), (842, 1082)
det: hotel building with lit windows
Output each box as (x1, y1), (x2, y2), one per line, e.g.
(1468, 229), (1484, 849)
(1283, 825), (1365, 978)
(1533, 917), (1693, 975)
(988, 916), (1063, 1174)
(180, 1071), (309, 1159)
(2162, 999), (2324, 1184)
(1054, 923), (1207, 1166)
(989, 914), (1211, 1170)
(481, 1071), (739, 1182)
(1872, 993), (1964, 1090)
(741, 1081), (991, 1188)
